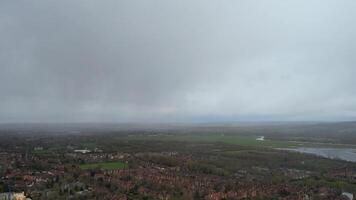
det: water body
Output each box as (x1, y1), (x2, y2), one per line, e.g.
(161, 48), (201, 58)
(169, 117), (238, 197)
(282, 147), (356, 162)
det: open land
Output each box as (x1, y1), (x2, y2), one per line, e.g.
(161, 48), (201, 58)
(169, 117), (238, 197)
(0, 122), (356, 200)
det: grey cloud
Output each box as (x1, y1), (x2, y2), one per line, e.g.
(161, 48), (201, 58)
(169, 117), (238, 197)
(1, 0), (356, 122)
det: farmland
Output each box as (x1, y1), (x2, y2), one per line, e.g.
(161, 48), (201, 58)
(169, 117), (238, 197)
(128, 133), (356, 149)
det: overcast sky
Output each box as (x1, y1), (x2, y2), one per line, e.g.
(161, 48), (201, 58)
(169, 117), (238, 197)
(1, 0), (356, 123)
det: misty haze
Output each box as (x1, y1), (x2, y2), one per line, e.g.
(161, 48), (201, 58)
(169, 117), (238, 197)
(1, 1), (356, 200)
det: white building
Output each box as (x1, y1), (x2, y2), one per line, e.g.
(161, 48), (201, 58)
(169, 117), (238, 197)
(74, 149), (91, 154)
(256, 136), (265, 141)
(342, 192), (353, 200)
(0, 192), (29, 200)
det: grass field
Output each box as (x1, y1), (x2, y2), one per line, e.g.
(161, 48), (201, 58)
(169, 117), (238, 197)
(79, 162), (128, 170)
(128, 134), (356, 149)
(32, 149), (51, 154)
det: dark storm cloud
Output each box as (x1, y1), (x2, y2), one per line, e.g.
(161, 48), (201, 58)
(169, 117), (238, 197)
(1, 0), (356, 122)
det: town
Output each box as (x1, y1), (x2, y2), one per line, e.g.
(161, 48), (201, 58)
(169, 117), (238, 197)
(0, 129), (355, 200)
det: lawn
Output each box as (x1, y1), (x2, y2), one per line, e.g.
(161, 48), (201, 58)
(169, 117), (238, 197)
(79, 161), (128, 170)
(32, 149), (51, 154)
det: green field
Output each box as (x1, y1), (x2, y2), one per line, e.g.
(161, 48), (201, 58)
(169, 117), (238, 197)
(79, 162), (128, 170)
(129, 134), (356, 149)
(32, 149), (51, 154)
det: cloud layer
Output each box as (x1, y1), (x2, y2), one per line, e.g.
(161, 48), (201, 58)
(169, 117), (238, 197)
(1, 0), (356, 122)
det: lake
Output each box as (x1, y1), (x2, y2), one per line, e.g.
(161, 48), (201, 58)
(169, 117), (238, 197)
(281, 147), (356, 162)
